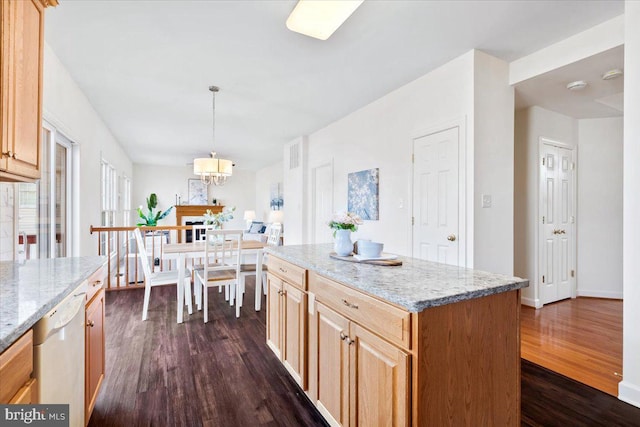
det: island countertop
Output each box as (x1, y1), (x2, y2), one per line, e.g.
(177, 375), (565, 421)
(265, 244), (528, 313)
(0, 256), (107, 352)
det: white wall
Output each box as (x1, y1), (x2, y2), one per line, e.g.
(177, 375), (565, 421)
(473, 51), (514, 275)
(132, 163), (255, 232)
(43, 43), (132, 256)
(255, 161), (283, 223)
(514, 106), (577, 307)
(284, 137), (308, 245)
(620, 0), (640, 408)
(577, 118), (623, 298)
(297, 51), (475, 256)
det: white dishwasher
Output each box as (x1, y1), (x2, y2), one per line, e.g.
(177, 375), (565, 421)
(33, 281), (87, 427)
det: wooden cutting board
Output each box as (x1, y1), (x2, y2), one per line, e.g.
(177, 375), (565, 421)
(330, 253), (403, 266)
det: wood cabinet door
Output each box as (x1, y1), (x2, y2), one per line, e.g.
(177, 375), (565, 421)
(349, 323), (409, 427)
(0, 0), (43, 180)
(266, 274), (283, 358)
(85, 289), (105, 424)
(282, 282), (307, 389)
(314, 302), (350, 427)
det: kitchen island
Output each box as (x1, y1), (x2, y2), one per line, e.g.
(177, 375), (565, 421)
(264, 244), (528, 427)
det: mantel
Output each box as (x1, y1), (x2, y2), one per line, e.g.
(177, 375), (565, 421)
(175, 205), (223, 242)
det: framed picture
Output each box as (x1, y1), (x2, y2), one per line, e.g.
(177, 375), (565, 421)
(348, 168), (379, 220)
(188, 179), (208, 205)
(270, 182), (283, 210)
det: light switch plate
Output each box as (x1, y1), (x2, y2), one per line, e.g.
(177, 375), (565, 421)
(482, 194), (492, 208)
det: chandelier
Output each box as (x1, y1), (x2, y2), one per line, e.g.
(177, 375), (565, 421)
(193, 86), (233, 186)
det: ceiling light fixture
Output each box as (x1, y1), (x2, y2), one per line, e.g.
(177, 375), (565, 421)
(286, 0), (364, 40)
(566, 80), (587, 91)
(193, 86), (233, 186)
(602, 69), (623, 80)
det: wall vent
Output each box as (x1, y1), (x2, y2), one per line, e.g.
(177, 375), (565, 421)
(289, 143), (300, 170)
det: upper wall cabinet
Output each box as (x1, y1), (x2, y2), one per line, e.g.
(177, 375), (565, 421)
(0, 0), (57, 182)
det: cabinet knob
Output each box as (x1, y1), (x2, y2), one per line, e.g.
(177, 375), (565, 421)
(87, 320), (95, 327)
(340, 332), (347, 341)
(278, 267), (287, 274)
(447, 234), (456, 242)
(2, 151), (13, 159)
(92, 280), (102, 287)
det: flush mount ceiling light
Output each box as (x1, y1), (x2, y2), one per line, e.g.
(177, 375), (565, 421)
(193, 86), (233, 186)
(566, 80), (588, 91)
(286, 0), (364, 40)
(602, 68), (623, 80)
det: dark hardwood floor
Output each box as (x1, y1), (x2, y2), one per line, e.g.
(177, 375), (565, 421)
(90, 279), (640, 426)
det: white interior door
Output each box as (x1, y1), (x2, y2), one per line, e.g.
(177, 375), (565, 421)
(412, 126), (460, 265)
(540, 141), (575, 305)
(312, 163), (333, 243)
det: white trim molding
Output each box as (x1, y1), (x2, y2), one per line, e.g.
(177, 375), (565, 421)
(619, 381), (640, 408)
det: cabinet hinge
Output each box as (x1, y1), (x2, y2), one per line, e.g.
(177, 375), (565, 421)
(411, 216), (415, 226)
(542, 275), (545, 283)
(542, 157), (545, 166)
(542, 216), (545, 224)
(412, 153), (415, 163)
(571, 270), (575, 278)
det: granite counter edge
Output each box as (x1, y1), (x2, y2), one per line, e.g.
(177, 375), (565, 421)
(265, 248), (529, 313)
(0, 258), (107, 353)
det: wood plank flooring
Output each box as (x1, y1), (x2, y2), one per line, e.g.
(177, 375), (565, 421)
(90, 281), (640, 426)
(89, 279), (327, 427)
(521, 298), (622, 396)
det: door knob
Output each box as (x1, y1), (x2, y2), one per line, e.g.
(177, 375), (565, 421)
(447, 234), (456, 242)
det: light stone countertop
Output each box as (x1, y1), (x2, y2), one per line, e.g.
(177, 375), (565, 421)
(265, 244), (529, 313)
(0, 256), (107, 352)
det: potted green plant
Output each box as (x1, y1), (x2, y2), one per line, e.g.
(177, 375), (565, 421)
(137, 193), (173, 226)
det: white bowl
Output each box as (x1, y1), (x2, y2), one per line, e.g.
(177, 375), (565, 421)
(358, 241), (384, 258)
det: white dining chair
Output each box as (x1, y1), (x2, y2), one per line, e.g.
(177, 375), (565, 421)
(236, 222), (282, 310)
(134, 228), (193, 323)
(193, 229), (244, 321)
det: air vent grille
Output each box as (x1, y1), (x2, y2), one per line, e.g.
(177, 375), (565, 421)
(289, 143), (300, 170)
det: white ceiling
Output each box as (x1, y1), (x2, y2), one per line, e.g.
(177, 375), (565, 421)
(515, 45), (624, 118)
(45, 0), (624, 171)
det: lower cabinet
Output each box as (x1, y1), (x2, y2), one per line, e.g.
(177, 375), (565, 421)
(0, 330), (36, 404)
(312, 301), (409, 427)
(85, 288), (105, 424)
(266, 273), (307, 389)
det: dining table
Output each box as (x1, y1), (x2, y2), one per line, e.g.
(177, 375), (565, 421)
(163, 239), (268, 323)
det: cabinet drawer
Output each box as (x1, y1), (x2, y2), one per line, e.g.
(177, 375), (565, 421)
(9, 378), (37, 404)
(309, 272), (410, 349)
(267, 256), (306, 290)
(0, 330), (33, 403)
(86, 264), (106, 303)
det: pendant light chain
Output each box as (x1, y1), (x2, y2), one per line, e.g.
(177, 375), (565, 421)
(210, 85), (218, 157)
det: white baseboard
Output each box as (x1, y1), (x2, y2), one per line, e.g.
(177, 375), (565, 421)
(521, 296), (541, 308)
(576, 289), (623, 299)
(619, 381), (640, 408)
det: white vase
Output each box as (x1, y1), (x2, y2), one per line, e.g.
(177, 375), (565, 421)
(334, 229), (353, 256)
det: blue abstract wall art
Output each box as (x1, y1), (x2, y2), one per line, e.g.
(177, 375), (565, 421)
(347, 168), (379, 220)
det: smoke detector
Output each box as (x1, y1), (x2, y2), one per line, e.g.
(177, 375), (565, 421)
(602, 69), (623, 80)
(566, 80), (587, 91)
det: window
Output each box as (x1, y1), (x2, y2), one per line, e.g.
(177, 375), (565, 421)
(16, 123), (77, 259)
(101, 159), (117, 227)
(121, 175), (131, 226)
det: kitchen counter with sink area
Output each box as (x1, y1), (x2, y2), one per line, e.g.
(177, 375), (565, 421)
(0, 256), (106, 352)
(263, 243), (528, 426)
